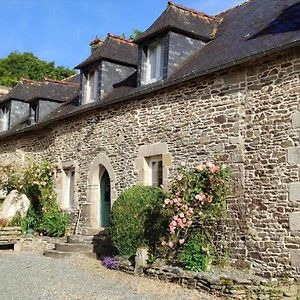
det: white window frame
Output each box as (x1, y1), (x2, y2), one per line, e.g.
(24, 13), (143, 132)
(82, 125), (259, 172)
(1, 106), (9, 131)
(64, 168), (75, 209)
(84, 69), (98, 104)
(145, 41), (163, 84)
(145, 155), (163, 187)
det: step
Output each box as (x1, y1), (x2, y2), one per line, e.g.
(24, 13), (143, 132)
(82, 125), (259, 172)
(43, 250), (97, 259)
(0, 236), (20, 242)
(1, 227), (22, 232)
(0, 231), (22, 236)
(67, 235), (94, 244)
(55, 242), (93, 253)
(0, 242), (16, 250)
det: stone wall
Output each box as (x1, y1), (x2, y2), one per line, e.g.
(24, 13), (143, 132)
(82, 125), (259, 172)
(0, 47), (299, 278)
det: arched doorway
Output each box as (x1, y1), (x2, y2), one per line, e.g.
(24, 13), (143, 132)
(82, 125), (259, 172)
(85, 154), (117, 230)
(99, 169), (111, 227)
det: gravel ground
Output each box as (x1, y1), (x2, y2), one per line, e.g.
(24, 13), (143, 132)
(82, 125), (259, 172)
(0, 251), (219, 300)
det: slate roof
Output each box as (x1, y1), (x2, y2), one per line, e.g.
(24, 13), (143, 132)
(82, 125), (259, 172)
(62, 74), (80, 85)
(1, 0), (300, 139)
(0, 79), (79, 104)
(135, 1), (220, 43)
(75, 34), (138, 69)
(171, 0), (300, 79)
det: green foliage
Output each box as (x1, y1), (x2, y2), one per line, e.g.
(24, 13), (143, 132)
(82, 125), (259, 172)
(161, 161), (232, 271)
(179, 231), (214, 272)
(121, 29), (144, 40)
(0, 52), (76, 87)
(1, 161), (70, 237)
(129, 29), (143, 40)
(110, 185), (168, 256)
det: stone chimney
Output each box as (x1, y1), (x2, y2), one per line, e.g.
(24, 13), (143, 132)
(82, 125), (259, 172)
(89, 38), (103, 54)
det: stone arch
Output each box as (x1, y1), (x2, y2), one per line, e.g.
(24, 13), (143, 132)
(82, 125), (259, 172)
(85, 153), (117, 230)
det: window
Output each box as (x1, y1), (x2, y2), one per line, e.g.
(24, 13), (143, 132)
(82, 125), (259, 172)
(65, 169), (75, 209)
(84, 70), (98, 104)
(31, 103), (38, 124)
(0, 106), (9, 131)
(145, 41), (164, 84)
(145, 155), (163, 187)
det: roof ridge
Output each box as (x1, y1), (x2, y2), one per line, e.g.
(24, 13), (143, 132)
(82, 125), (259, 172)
(107, 33), (134, 43)
(43, 78), (78, 87)
(216, 0), (251, 17)
(167, 1), (216, 20)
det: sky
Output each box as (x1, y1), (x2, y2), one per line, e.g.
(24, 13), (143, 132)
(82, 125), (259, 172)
(0, 0), (244, 70)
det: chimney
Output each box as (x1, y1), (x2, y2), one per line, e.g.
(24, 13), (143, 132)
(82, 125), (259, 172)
(89, 38), (103, 54)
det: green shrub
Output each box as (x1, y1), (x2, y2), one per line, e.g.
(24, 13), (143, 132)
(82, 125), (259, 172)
(179, 231), (214, 272)
(110, 185), (168, 256)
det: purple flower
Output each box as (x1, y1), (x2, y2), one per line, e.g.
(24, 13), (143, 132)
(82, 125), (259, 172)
(102, 257), (119, 270)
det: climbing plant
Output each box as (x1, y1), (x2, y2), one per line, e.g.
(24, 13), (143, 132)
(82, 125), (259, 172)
(160, 161), (231, 271)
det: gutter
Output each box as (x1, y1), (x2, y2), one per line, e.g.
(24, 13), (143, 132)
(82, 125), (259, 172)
(1, 39), (300, 140)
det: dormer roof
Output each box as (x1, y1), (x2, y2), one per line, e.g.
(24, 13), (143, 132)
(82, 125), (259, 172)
(0, 79), (79, 104)
(75, 34), (138, 69)
(134, 2), (220, 43)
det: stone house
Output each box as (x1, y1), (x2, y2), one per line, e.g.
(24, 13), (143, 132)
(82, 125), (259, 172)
(0, 0), (299, 278)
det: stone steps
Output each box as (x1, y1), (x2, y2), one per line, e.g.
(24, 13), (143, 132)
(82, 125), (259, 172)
(55, 242), (93, 252)
(43, 249), (96, 259)
(44, 232), (114, 259)
(0, 227), (22, 237)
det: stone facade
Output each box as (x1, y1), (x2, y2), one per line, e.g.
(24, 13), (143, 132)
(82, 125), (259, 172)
(0, 47), (300, 279)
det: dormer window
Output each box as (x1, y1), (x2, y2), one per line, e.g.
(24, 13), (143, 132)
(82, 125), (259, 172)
(84, 70), (98, 104)
(145, 41), (164, 84)
(0, 106), (9, 131)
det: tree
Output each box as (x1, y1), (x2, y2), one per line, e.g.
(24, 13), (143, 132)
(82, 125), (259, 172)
(0, 52), (76, 87)
(121, 29), (143, 40)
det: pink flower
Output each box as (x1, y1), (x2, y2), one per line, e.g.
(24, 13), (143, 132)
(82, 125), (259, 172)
(171, 220), (177, 227)
(206, 162), (219, 173)
(195, 193), (206, 202)
(179, 212), (184, 218)
(164, 198), (171, 205)
(175, 191), (181, 196)
(220, 179), (225, 184)
(177, 175), (183, 181)
(161, 240), (167, 246)
(169, 241), (174, 248)
(196, 164), (205, 171)
(179, 239), (185, 245)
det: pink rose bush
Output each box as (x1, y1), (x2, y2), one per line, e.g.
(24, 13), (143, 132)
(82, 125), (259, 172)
(160, 161), (231, 262)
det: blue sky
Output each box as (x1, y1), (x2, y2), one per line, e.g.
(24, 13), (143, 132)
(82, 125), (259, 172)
(0, 0), (244, 70)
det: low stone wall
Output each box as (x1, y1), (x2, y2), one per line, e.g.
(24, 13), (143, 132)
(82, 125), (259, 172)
(17, 236), (66, 252)
(118, 259), (299, 299)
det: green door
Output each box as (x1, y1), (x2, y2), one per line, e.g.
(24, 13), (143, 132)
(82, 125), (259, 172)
(100, 170), (111, 227)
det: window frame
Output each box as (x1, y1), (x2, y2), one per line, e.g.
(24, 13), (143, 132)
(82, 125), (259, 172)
(145, 155), (163, 187)
(145, 41), (163, 84)
(84, 69), (99, 104)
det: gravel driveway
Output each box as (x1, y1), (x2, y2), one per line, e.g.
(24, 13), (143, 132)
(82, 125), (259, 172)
(0, 251), (218, 300)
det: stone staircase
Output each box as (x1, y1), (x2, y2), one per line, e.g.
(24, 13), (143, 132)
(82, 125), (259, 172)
(0, 226), (22, 250)
(43, 231), (114, 259)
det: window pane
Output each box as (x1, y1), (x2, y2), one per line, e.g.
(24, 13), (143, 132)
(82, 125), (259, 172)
(149, 47), (157, 79)
(89, 71), (95, 100)
(159, 42), (164, 78)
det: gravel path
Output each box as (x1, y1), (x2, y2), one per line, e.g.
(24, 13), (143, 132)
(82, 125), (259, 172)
(0, 251), (218, 300)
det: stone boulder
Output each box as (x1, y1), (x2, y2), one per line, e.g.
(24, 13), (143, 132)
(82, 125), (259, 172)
(0, 190), (30, 222)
